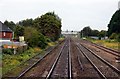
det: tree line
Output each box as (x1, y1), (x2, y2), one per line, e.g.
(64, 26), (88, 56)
(81, 9), (120, 40)
(81, 26), (107, 39)
(107, 9), (120, 40)
(4, 12), (62, 48)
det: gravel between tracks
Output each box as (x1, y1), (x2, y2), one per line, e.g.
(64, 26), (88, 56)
(51, 40), (69, 78)
(22, 41), (65, 78)
(71, 38), (100, 78)
(79, 43), (119, 78)
(80, 40), (120, 70)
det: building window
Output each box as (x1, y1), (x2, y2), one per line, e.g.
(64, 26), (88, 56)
(3, 32), (6, 36)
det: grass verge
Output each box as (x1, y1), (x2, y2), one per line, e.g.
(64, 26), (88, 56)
(86, 38), (119, 50)
(2, 37), (65, 75)
(2, 47), (42, 75)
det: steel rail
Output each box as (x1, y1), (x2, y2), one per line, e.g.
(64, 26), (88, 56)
(83, 39), (120, 57)
(72, 39), (84, 71)
(46, 39), (67, 79)
(91, 41), (120, 53)
(76, 47), (84, 71)
(81, 43), (120, 75)
(76, 44), (107, 79)
(68, 38), (72, 79)
(83, 39), (119, 52)
(16, 40), (65, 79)
(91, 43), (120, 57)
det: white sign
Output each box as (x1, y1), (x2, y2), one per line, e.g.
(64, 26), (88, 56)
(19, 36), (24, 42)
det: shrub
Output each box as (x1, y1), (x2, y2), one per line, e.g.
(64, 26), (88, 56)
(46, 37), (52, 42)
(109, 33), (118, 39)
(117, 33), (120, 42)
(3, 49), (14, 55)
(24, 27), (47, 48)
(38, 34), (47, 49)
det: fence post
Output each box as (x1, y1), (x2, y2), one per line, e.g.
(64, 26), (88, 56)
(14, 48), (16, 54)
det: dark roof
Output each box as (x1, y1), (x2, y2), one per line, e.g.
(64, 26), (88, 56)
(0, 21), (12, 32)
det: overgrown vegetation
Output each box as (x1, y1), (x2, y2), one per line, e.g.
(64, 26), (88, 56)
(86, 38), (119, 50)
(4, 12), (62, 42)
(2, 12), (62, 75)
(2, 49), (14, 55)
(81, 9), (120, 40)
(24, 27), (47, 48)
(108, 9), (120, 37)
(2, 47), (42, 74)
(34, 12), (62, 41)
(107, 9), (120, 41)
(2, 37), (65, 75)
(81, 9), (120, 53)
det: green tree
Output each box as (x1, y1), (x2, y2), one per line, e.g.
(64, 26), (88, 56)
(109, 33), (118, 39)
(4, 20), (16, 31)
(90, 30), (99, 36)
(18, 18), (34, 27)
(35, 12), (62, 41)
(4, 12), (62, 42)
(108, 10), (120, 37)
(24, 27), (47, 48)
(98, 30), (107, 40)
(14, 26), (24, 37)
(81, 26), (92, 37)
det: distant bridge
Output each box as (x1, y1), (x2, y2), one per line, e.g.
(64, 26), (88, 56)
(61, 31), (80, 37)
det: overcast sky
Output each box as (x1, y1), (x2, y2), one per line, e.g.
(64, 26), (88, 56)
(0, 0), (119, 31)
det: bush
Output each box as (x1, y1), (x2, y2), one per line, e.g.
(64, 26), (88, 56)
(109, 33), (120, 42)
(24, 27), (47, 48)
(3, 49), (14, 55)
(46, 37), (52, 42)
(38, 34), (47, 49)
(117, 34), (120, 42)
(109, 33), (118, 39)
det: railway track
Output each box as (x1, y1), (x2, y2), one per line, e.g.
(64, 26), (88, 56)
(91, 43), (120, 57)
(71, 39), (101, 78)
(69, 38), (72, 79)
(16, 38), (72, 79)
(82, 39), (120, 57)
(79, 39), (120, 70)
(4, 37), (120, 79)
(76, 45), (106, 79)
(76, 42), (120, 78)
(15, 40), (65, 79)
(81, 44), (120, 74)
(46, 38), (72, 78)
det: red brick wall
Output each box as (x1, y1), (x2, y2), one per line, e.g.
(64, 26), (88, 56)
(0, 32), (13, 40)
